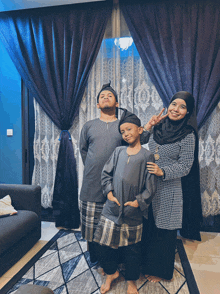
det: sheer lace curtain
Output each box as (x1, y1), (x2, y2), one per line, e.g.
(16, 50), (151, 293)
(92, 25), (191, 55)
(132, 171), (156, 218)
(199, 102), (220, 216)
(32, 6), (220, 216)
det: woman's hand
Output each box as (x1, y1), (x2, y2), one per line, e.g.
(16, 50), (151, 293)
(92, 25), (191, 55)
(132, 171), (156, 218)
(124, 200), (139, 208)
(143, 108), (168, 131)
(147, 162), (164, 177)
(107, 191), (120, 206)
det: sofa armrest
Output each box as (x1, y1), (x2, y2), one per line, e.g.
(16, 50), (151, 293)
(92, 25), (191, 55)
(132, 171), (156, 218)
(0, 184), (41, 219)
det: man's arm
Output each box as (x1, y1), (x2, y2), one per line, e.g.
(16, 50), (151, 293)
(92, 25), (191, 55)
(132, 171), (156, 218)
(140, 130), (151, 145)
(101, 150), (115, 197)
(79, 124), (88, 165)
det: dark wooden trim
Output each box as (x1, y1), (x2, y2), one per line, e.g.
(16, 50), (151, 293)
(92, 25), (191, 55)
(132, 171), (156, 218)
(21, 80), (35, 184)
(21, 80), (30, 184)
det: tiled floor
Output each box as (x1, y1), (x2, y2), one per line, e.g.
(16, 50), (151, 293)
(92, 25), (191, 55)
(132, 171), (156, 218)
(0, 222), (220, 294)
(181, 232), (220, 294)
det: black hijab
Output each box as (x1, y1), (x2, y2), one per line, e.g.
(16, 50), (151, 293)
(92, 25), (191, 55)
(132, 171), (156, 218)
(153, 91), (196, 145)
(154, 91), (203, 241)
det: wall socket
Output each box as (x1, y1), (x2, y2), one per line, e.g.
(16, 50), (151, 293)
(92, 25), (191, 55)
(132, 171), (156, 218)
(7, 129), (13, 136)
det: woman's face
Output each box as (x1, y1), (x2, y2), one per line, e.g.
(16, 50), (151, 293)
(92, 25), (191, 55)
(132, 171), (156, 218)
(168, 98), (187, 121)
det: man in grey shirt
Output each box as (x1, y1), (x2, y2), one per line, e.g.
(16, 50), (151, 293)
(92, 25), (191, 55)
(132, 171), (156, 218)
(79, 83), (149, 263)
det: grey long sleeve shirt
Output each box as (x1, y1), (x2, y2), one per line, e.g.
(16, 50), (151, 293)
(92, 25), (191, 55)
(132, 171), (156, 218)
(79, 119), (122, 203)
(101, 146), (156, 226)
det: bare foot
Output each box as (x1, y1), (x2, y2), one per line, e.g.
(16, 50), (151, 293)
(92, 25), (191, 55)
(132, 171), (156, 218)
(147, 275), (162, 283)
(101, 268), (105, 276)
(100, 271), (119, 294)
(144, 274), (150, 279)
(127, 280), (139, 294)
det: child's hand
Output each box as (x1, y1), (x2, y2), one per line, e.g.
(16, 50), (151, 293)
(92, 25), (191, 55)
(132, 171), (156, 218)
(107, 191), (120, 206)
(124, 200), (139, 208)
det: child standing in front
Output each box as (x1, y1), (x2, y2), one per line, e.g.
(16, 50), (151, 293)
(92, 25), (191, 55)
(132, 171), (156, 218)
(93, 109), (156, 294)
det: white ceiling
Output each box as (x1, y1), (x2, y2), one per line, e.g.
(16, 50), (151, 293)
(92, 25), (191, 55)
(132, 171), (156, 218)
(0, 0), (105, 12)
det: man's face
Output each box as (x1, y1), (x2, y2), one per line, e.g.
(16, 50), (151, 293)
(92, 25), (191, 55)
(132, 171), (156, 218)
(97, 90), (119, 110)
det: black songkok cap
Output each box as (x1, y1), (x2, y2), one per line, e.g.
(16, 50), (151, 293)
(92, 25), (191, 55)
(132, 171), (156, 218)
(118, 108), (141, 133)
(97, 82), (118, 102)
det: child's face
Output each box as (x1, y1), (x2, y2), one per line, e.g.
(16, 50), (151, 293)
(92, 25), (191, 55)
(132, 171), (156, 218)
(120, 123), (143, 145)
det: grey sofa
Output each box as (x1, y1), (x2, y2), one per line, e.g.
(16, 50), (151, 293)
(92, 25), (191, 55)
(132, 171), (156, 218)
(0, 184), (41, 277)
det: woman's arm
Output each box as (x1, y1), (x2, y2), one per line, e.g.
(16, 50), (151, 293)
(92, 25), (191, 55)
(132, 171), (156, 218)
(161, 133), (196, 180)
(143, 108), (168, 131)
(147, 133), (196, 181)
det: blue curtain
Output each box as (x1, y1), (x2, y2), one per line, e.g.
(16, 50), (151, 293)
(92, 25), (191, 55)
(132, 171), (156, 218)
(0, 2), (112, 228)
(120, 0), (220, 129)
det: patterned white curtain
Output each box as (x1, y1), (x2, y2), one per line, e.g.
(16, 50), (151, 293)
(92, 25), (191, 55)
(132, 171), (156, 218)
(32, 37), (220, 217)
(199, 102), (220, 216)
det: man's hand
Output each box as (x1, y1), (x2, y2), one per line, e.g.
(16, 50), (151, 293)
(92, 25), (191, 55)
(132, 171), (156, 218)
(143, 108), (168, 131)
(107, 191), (120, 206)
(124, 200), (139, 208)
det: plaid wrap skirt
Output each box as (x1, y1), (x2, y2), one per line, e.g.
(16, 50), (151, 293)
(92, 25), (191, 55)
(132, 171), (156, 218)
(93, 215), (143, 249)
(79, 200), (104, 242)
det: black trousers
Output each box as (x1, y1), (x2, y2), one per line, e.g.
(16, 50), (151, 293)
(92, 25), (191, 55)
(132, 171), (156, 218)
(88, 241), (99, 263)
(98, 242), (141, 281)
(141, 206), (177, 280)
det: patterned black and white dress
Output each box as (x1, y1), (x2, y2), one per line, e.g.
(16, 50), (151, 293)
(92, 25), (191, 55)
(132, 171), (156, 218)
(141, 131), (196, 280)
(148, 132), (195, 230)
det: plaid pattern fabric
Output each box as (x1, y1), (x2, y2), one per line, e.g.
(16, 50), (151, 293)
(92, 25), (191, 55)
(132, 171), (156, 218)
(79, 200), (104, 242)
(93, 215), (143, 249)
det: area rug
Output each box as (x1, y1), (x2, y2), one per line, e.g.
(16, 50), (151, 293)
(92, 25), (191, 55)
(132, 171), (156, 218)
(3, 230), (199, 294)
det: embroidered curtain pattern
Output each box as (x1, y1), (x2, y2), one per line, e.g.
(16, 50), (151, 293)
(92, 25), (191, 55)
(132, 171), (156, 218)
(199, 102), (220, 216)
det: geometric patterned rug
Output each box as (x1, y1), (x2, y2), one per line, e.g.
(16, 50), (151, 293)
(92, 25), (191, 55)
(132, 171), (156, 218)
(4, 230), (199, 294)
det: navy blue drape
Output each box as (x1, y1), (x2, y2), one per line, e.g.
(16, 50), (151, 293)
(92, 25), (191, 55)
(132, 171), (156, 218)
(120, 0), (220, 129)
(120, 0), (220, 241)
(0, 2), (112, 228)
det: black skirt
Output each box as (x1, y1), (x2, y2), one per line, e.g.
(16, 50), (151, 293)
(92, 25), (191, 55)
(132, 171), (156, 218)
(141, 205), (177, 280)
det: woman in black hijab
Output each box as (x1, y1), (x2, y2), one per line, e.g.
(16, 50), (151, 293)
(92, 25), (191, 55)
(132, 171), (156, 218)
(141, 91), (203, 282)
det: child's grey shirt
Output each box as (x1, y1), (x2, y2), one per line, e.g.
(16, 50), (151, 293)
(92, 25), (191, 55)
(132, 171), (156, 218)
(101, 146), (156, 226)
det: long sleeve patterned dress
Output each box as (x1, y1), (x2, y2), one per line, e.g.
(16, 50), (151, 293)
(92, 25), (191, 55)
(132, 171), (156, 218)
(148, 132), (195, 230)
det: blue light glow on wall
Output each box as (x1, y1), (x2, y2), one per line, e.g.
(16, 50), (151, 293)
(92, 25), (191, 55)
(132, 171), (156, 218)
(0, 39), (22, 184)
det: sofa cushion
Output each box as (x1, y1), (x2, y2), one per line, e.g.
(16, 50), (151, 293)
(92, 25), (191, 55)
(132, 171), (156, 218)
(0, 195), (17, 216)
(0, 210), (39, 255)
